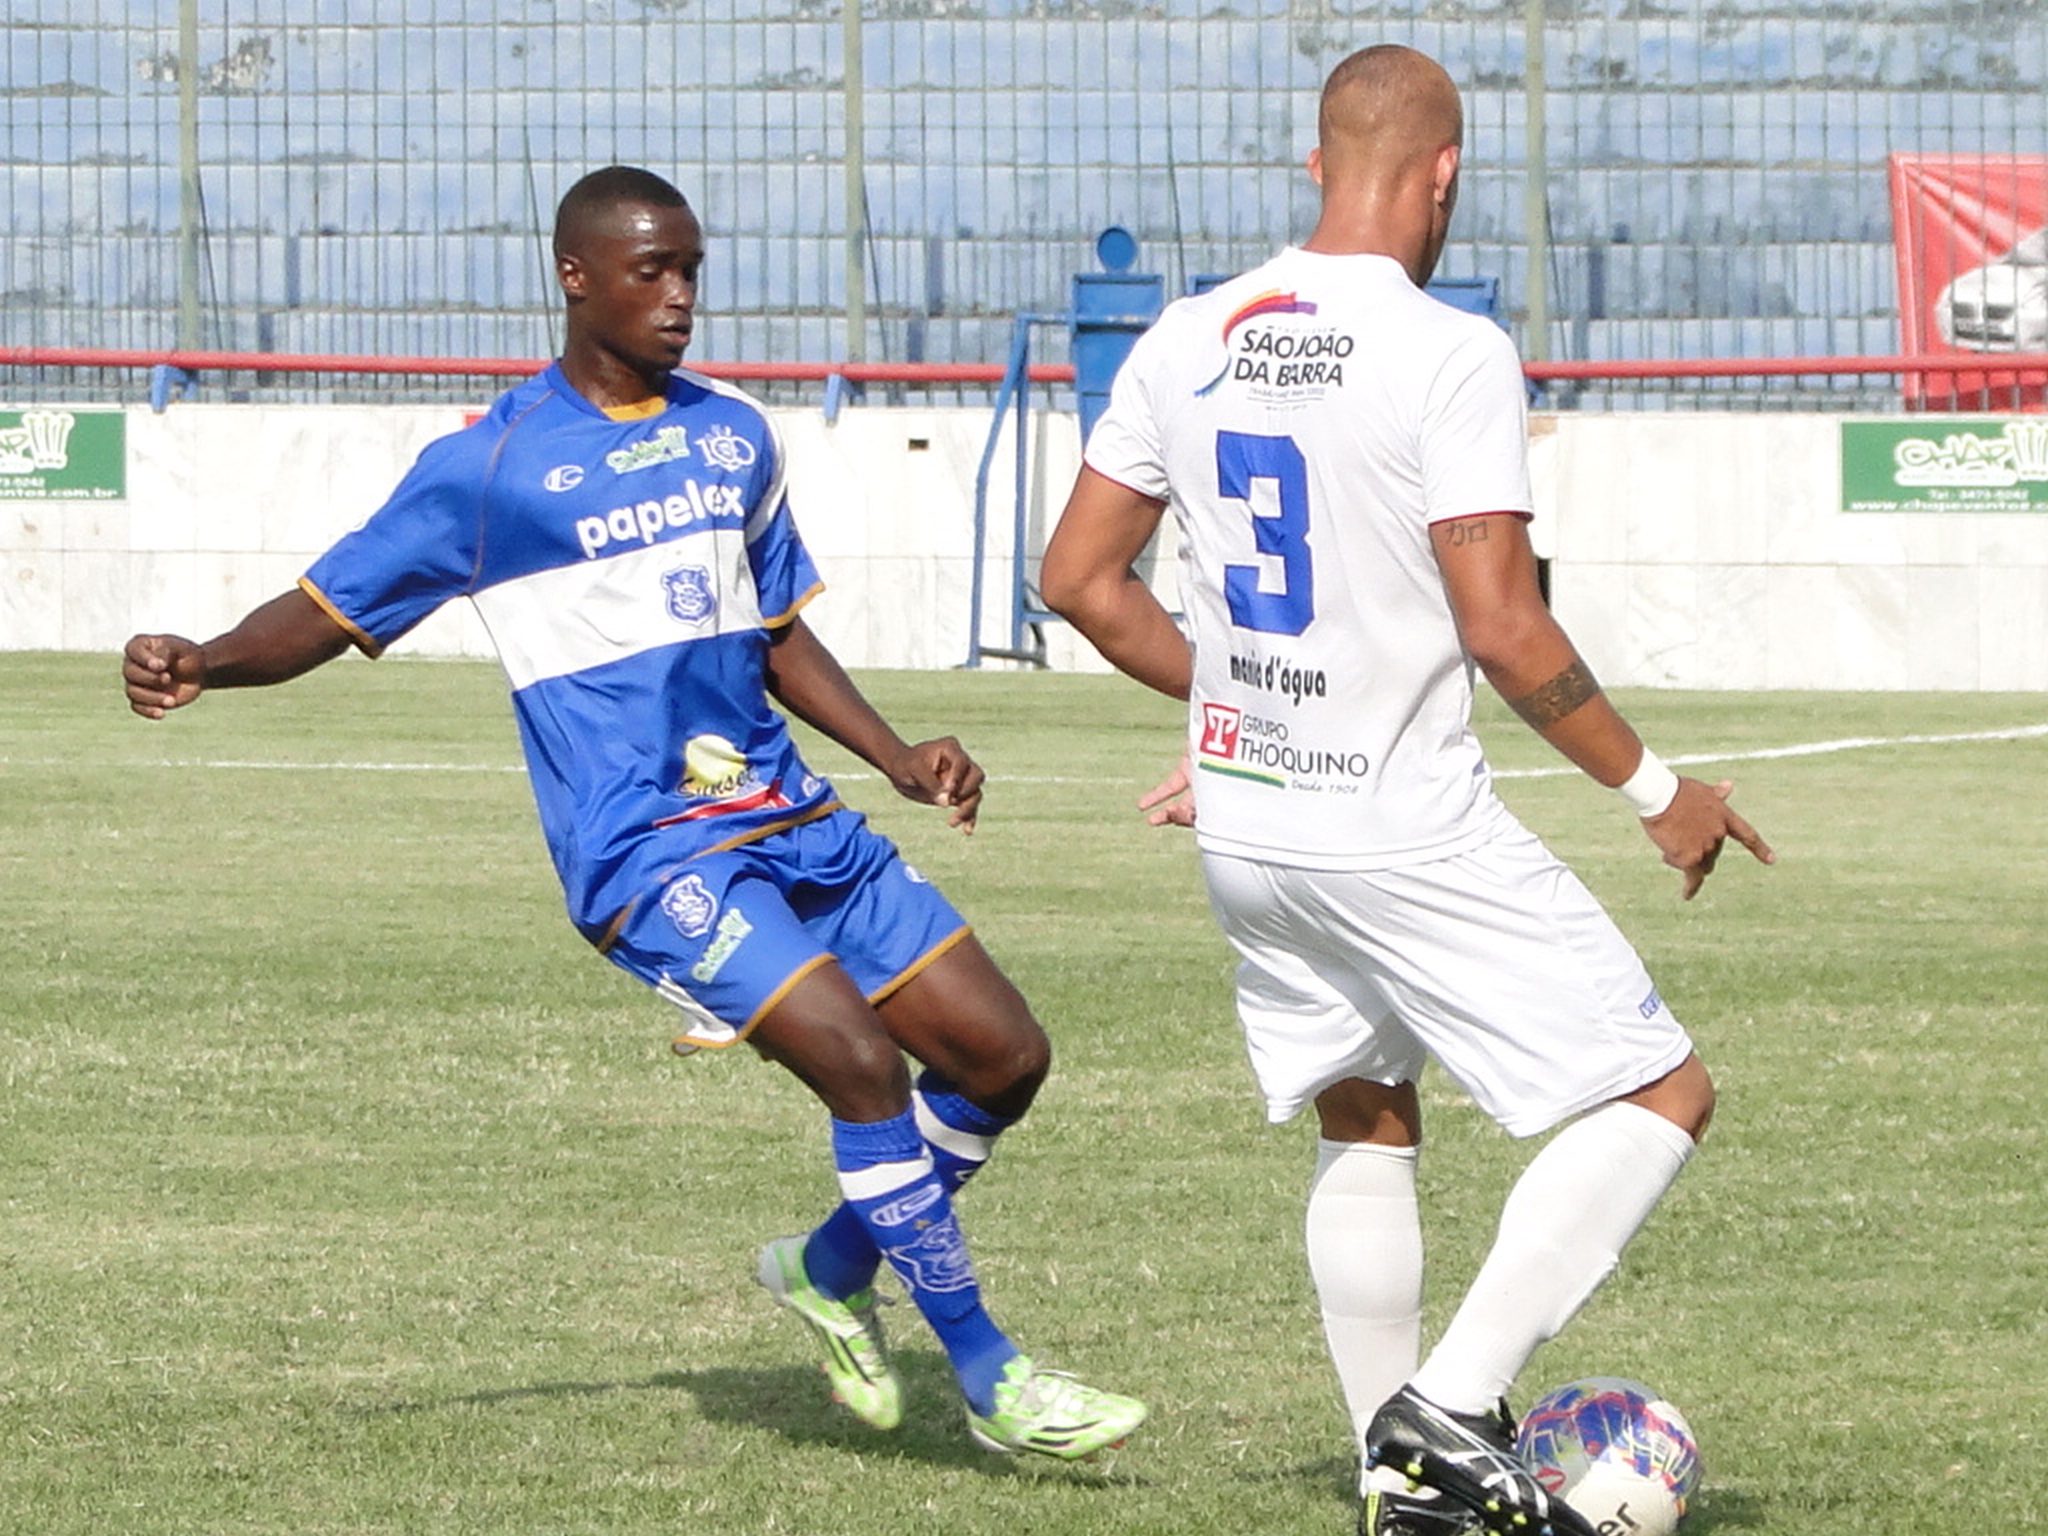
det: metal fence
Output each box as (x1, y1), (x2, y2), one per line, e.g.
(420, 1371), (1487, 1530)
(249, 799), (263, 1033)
(7, 1), (2047, 409)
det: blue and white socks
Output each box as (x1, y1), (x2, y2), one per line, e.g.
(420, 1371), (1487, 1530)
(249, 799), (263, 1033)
(826, 1105), (1016, 1414)
(800, 1072), (1011, 1298)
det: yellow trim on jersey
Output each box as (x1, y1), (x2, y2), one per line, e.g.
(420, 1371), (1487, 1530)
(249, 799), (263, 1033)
(592, 903), (633, 956)
(740, 952), (836, 1033)
(595, 801), (848, 956)
(866, 924), (973, 1006)
(762, 579), (823, 630)
(690, 798), (844, 859)
(602, 397), (669, 422)
(297, 575), (383, 659)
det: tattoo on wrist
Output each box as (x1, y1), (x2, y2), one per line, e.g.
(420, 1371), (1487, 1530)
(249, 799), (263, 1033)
(1509, 660), (1601, 728)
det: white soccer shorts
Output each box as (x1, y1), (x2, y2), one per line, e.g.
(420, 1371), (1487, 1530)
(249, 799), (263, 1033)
(1201, 823), (1694, 1138)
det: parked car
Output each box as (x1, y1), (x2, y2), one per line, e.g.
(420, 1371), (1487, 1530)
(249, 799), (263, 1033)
(1935, 227), (2048, 351)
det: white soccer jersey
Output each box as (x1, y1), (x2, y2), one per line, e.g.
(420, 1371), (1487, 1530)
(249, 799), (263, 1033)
(1085, 249), (1536, 869)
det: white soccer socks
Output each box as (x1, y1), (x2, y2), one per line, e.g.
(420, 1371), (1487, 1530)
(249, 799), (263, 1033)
(1408, 1100), (1696, 1416)
(1306, 1136), (1425, 1485)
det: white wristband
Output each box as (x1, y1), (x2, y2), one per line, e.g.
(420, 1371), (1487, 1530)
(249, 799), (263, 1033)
(1616, 748), (1681, 818)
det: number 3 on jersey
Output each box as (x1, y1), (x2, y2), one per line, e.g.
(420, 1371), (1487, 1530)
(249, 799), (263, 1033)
(1217, 430), (1313, 636)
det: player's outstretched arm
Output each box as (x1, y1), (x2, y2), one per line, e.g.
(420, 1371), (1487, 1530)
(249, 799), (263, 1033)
(1041, 467), (1190, 701)
(1431, 513), (1773, 899)
(764, 616), (984, 830)
(123, 632), (208, 719)
(123, 587), (354, 719)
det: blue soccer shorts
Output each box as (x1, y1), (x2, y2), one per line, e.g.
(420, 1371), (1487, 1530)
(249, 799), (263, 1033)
(601, 808), (971, 1052)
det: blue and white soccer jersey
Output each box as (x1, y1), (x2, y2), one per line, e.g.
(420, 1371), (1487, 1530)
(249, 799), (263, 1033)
(1084, 250), (1691, 1136)
(301, 362), (966, 1041)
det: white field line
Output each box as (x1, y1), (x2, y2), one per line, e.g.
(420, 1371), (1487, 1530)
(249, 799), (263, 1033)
(1493, 722), (2048, 782)
(9, 723), (2045, 782)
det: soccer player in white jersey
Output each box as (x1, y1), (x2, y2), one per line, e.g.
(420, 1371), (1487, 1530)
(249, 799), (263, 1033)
(122, 165), (1143, 1463)
(1042, 46), (1770, 1536)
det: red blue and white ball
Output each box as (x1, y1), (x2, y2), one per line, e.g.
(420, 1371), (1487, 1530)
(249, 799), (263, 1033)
(1514, 1377), (1702, 1536)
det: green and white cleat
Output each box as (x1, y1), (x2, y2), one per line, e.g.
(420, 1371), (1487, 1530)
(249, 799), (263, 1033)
(756, 1235), (902, 1431)
(965, 1354), (1147, 1461)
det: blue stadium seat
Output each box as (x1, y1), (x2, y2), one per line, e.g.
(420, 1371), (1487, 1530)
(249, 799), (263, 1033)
(1425, 275), (1504, 326)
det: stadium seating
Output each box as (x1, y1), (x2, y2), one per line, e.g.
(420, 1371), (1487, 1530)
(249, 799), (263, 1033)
(7, 3), (2044, 409)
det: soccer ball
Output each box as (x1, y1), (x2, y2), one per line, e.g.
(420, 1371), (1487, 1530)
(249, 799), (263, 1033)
(1514, 1377), (1702, 1536)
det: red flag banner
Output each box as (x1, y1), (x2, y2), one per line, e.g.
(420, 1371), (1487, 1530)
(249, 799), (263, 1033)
(1890, 154), (2048, 411)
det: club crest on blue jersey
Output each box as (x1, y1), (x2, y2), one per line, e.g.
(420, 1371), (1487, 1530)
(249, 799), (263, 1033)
(662, 562), (718, 624)
(660, 873), (717, 939)
(696, 423), (758, 473)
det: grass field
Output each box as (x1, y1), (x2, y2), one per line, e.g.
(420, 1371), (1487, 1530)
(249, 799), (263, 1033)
(3, 649), (2045, 1535)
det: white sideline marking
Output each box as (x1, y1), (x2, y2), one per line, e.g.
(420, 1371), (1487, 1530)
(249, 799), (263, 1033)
(10, 723), (2045, 780)
(1494, 723), (2048, 781)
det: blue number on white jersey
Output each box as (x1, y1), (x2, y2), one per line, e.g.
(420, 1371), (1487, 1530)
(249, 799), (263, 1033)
(1217, 430), (1313, 636)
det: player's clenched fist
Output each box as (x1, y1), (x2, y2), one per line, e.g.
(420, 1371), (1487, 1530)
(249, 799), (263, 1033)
(123, 633), (205, 718)
(889, 736), (985, 833)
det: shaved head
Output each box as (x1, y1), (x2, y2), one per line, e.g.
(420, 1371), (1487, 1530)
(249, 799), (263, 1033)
(1303, 45), (1464, 279)
(553, 165), (690, 260)
(1316, 45), (1462, 181)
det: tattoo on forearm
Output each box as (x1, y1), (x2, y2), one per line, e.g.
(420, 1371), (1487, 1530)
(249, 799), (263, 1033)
(1509, 660), (1602, 729)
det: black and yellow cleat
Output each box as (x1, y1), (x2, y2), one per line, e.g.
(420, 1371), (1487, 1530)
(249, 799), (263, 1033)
(1366, 1386), (1599, 1536)
(1359, 1481), (1483, 1536)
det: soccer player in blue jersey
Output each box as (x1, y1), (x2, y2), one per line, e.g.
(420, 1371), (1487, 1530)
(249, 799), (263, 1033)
(121, 165), (1144, 1461)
